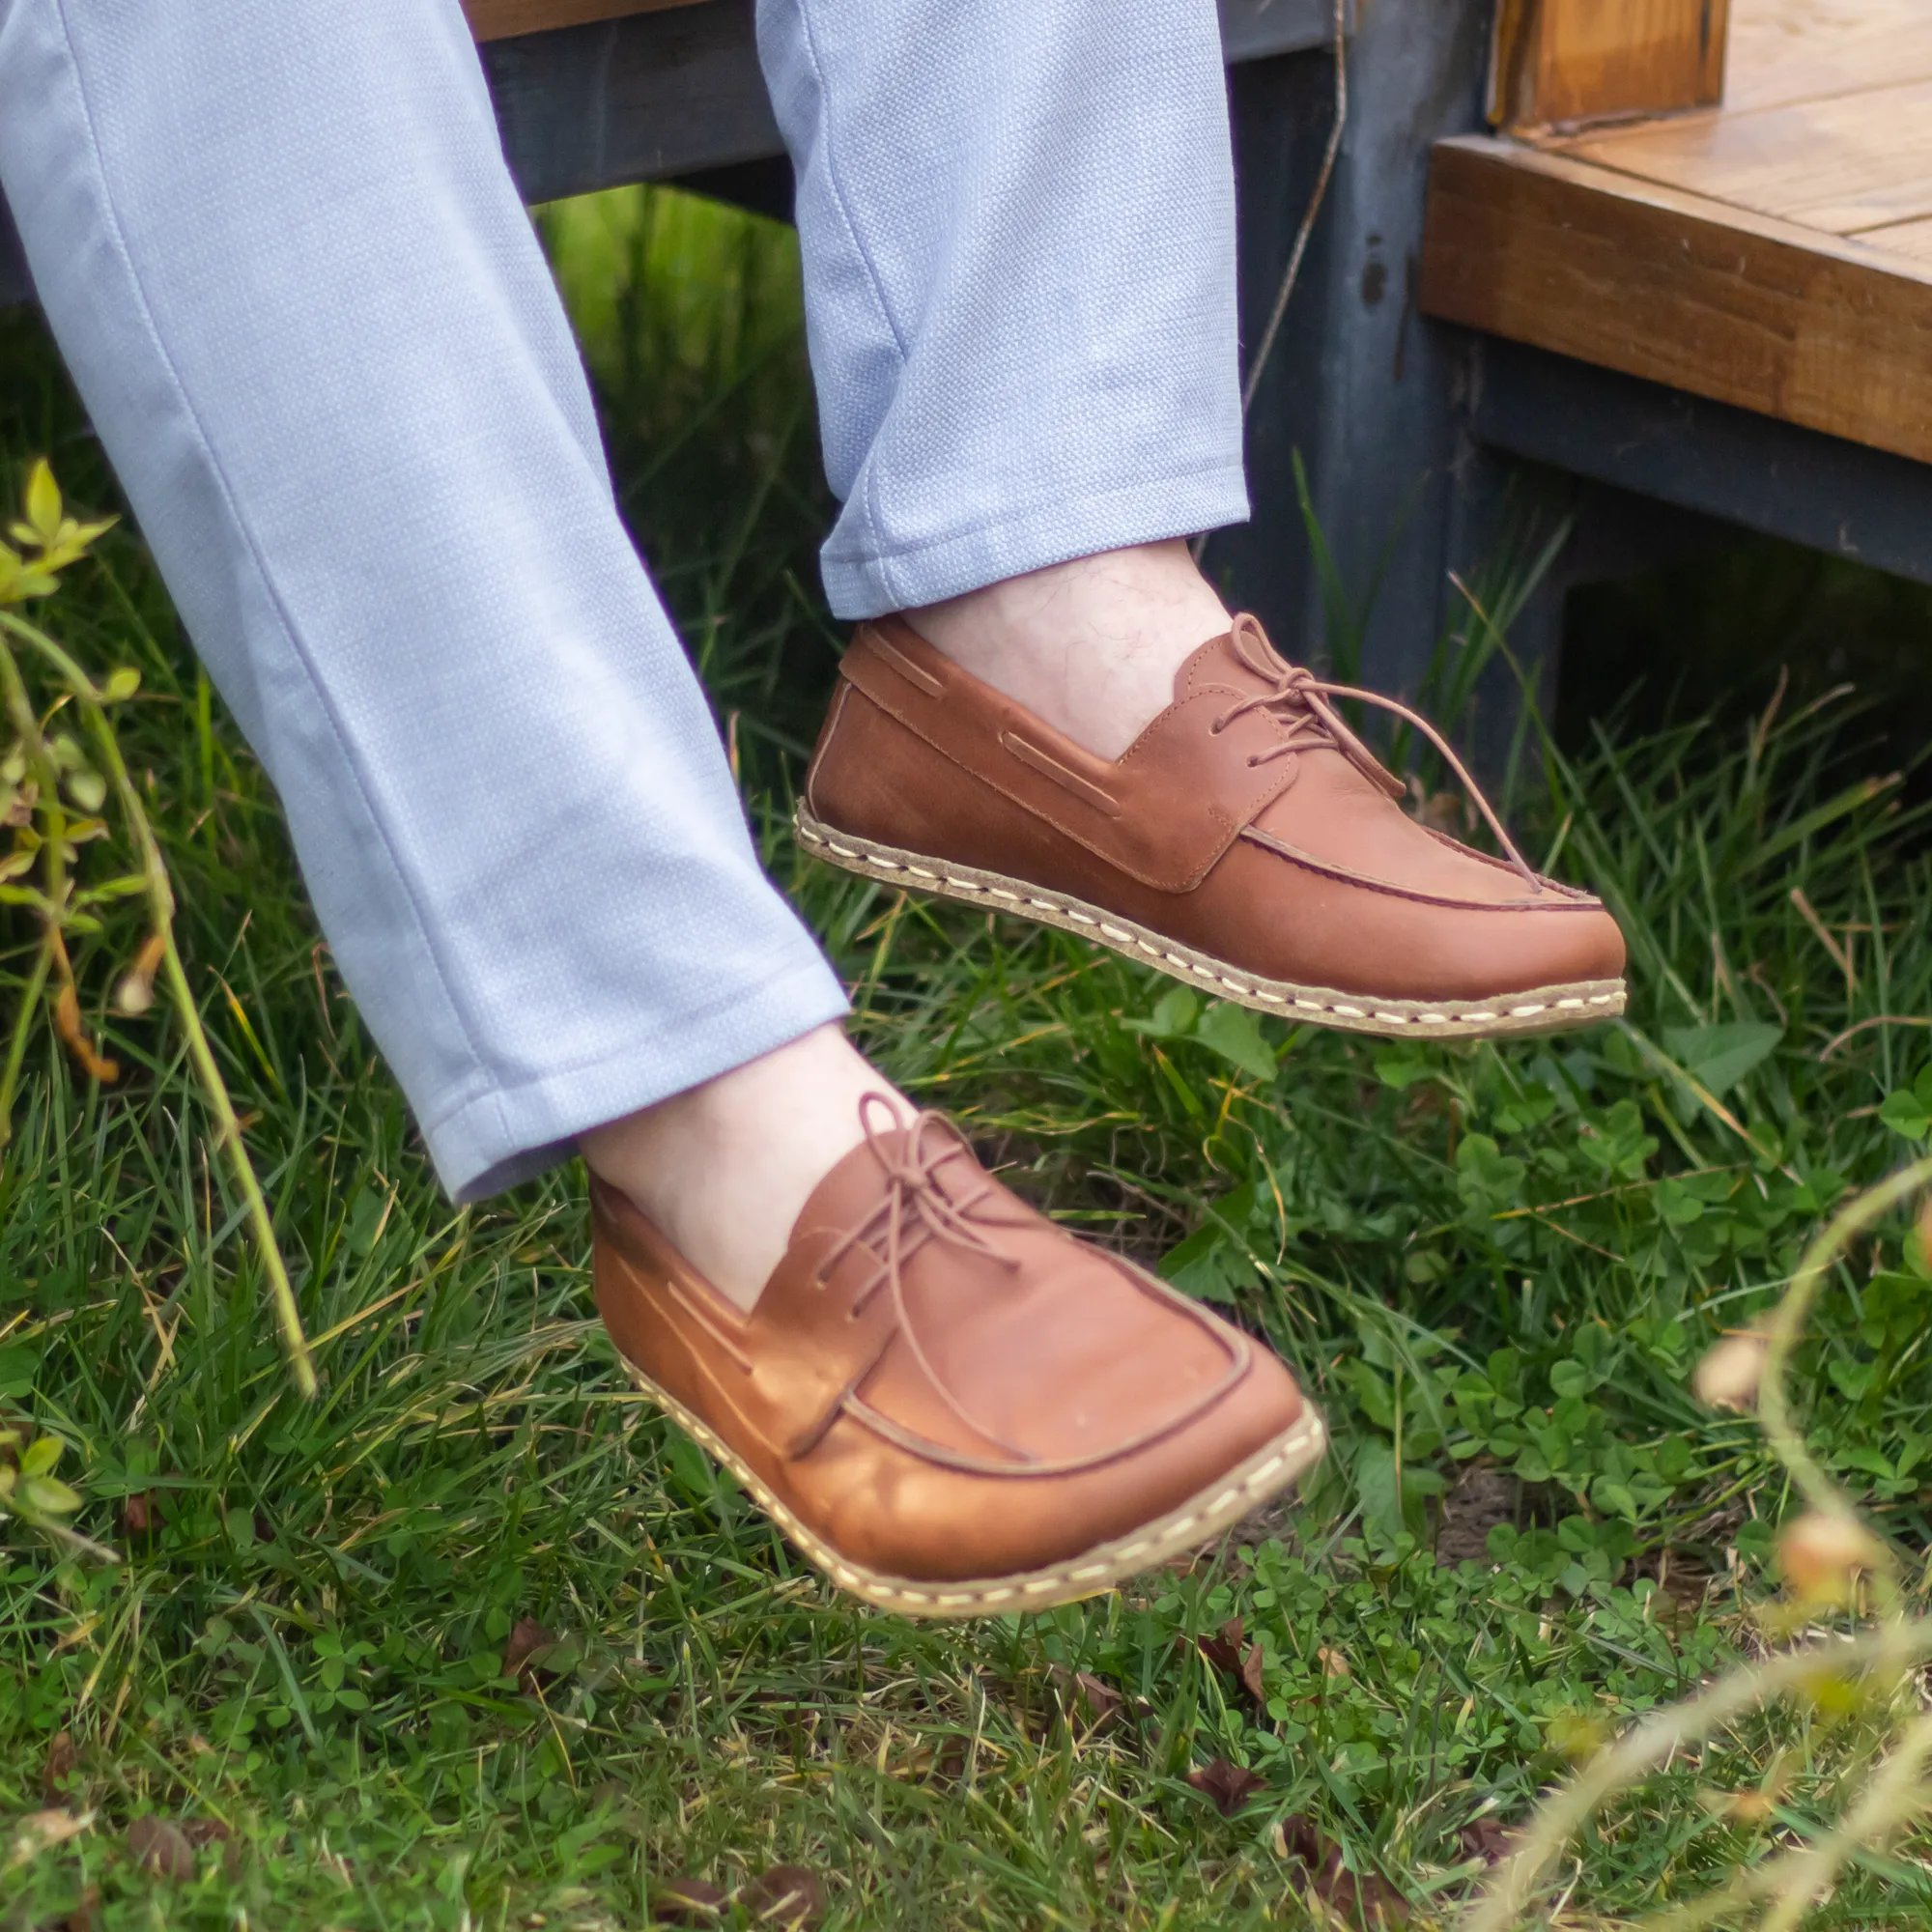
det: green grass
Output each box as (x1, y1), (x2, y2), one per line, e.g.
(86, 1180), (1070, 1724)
(5, 185), (1932, 1929)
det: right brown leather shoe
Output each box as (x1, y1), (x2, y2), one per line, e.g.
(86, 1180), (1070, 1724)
(593, 1105), (1324, 1618)
(799, 613), (1627, 1039)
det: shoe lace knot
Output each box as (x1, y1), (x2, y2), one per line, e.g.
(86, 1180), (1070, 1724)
(1209, 612), (1542, 893)
(810, 1097), (1034, 1461)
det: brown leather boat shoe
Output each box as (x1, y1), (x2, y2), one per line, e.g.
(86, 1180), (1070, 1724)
(592, 1105), (1324, 1617)
(798, 614), (1626, 1040)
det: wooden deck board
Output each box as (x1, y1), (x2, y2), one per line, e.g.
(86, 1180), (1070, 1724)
(1420, 0), (1932, 465)
(1721, 0), (1932, 110)
(1864, 218), (1932, 268)
(1559, 79), (1932, 236)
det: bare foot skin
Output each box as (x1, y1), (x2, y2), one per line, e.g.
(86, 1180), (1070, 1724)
(908, 539), (1229, 760)
(580, 1023), (907, 1312)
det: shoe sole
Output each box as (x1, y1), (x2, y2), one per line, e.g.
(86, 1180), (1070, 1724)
(797, 807), (1626, 1041)
(619, 1359), (1327, 1619)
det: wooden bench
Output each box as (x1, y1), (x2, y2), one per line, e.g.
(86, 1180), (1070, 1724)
(0, 1), (1343, 296)
(24, 0), (1910, 721)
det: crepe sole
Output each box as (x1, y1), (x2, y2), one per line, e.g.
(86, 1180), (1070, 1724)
(621, 1360), (1328, 1619)
(797, 807), (1626, 1041)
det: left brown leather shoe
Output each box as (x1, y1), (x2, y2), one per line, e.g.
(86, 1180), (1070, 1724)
(594, 1105), (1324, 1617)
(798, 613), (1626, 1039)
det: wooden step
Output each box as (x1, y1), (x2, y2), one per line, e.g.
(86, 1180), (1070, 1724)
(1420, 0), (1932, 465)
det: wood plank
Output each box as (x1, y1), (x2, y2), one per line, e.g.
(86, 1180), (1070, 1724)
(1491, 0), (1729, 131)
(482, 0), (1349, 208)
(1861, 218), (1932, 270)
(1473, 336), (1932, 590)
(469, 0), (1348, 58)
(483, 2), (780, 203)
(1418, 136), (1932, 465)
(1723, 0), (1932, 113)
(1558, 78), (1932, 234)
(464, 0), (702, 42)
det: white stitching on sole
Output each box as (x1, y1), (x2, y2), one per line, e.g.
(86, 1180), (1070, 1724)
(618, 1361), (1326, 1619)
(796, 810), (1627, 1041)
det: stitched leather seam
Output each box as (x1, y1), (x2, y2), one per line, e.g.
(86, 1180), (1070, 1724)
(834, 1262), (1251, 1479)
(1418, 821), (1593, 897)
(998, 730), (1122, 815)
(834, 671), (1236, 891)
(805, 680), (852, 819)
(1239, 826), (1604, 913)
(869, 630), (946, 696)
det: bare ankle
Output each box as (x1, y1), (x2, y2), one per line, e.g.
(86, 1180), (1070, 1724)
(907, 540), (1229, 759)
(581, 1025), (905, 1313)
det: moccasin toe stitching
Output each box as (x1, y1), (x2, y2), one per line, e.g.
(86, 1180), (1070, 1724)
(591, 1117), (1320, 1607)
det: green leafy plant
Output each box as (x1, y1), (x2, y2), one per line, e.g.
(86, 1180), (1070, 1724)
(0, 458), (313, 1395)
(1469, 1154), (1932, 1930)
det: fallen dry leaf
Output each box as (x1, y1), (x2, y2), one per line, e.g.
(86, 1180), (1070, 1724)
(651, 1874), (726, 1923)
(45, 1882), (99, 1932)
(1458, 1817), (1515, 1865)
(1052, 1665), (1122, 1729)
(1186, 1757), (1267, 1818)
(502, 1615), (558, 1694)
(7, 1808), (91, 1872)
(1240, 1639), (1266, 1702)
(43, 1731), (77, 1801)
(1318, 1644), (1351, 1679)
(126, 1816), (194, 1881)
(1281, 1816), (1410, 1927)
(741, 1863), (826, 1929)
(1194, 1614), (1246, 1675)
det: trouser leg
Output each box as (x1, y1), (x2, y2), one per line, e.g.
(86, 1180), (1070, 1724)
(755, 0), (1248, 619)
(0, 0), (847, 1200)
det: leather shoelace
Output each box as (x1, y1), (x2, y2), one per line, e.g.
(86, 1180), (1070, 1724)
(1210, 613), (1542, 893)
(810, 1098), (1035, 1462)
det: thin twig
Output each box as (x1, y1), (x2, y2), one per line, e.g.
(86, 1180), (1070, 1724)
(1755, 1153), (1932, 1534)
(1463, 1623), (1932, 1931)
(1818, 1014), (1932, 1062)
(1464, 1151), (1932, 1928)
(1239, 0), (1349, 417)
(0, 607), (316, 1397)
(1790, 886), (1856, 994)
(0, 937), (52, 1152)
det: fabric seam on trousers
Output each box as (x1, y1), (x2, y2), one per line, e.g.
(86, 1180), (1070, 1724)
(45, 0), (505, 1151)
(791, 0), (909, 573)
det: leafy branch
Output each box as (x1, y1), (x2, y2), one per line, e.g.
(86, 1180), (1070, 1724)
(0, 460), (315, 1397)
(1466, 1151), (1932, 1929)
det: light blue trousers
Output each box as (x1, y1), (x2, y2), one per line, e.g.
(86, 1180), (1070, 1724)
(0, 0), (1246, 1199)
